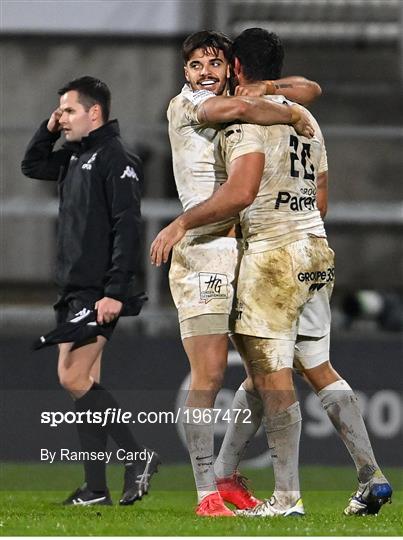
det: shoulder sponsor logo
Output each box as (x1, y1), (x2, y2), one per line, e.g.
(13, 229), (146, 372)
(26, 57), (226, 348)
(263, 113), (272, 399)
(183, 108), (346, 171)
(198, 272), (228, 303)
(81, 152), (97, 170)
(190, 89), (215, 105)
(120, 166), (139, 181)
(193, 90), (210, 98)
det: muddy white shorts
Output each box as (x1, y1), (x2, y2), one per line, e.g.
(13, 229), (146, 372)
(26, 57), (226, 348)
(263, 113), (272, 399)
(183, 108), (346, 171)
(169, 235), (242, 337)
(235, 236), (335, 340)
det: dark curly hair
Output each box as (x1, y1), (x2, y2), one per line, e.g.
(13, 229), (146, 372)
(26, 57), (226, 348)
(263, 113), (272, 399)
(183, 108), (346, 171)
(182, 30), (233, 64)
(232, 28), (284, 81)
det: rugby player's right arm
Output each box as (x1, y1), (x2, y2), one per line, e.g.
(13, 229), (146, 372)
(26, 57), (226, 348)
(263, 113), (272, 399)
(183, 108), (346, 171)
(198, 96), (314, 139)
(150, 152), (265, 266)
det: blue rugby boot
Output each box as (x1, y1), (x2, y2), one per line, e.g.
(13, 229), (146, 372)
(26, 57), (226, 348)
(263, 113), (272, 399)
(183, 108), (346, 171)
(344, 470), (392, 516)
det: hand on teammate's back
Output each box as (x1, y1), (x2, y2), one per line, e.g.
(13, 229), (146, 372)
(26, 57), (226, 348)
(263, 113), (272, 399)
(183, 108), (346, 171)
(291, 106), (315, 138)
(234, 82), (268, 97)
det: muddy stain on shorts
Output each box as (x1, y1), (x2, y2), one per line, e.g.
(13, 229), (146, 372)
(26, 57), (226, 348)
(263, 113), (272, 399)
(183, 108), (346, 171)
(235, 236), (334, 340)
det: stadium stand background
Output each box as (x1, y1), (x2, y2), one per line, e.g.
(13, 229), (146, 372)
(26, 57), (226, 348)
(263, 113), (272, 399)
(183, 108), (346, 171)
(1, 1), (402, 466)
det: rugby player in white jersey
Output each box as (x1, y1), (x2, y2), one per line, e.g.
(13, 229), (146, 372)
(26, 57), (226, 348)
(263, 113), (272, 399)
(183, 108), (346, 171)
(152, 29), (392, 518)
(158, 30), (320, 517)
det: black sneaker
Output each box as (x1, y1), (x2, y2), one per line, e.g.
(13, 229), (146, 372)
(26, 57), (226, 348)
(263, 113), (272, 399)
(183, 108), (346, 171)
(63, 483), (113, 506)
(119, 451), (161, 505)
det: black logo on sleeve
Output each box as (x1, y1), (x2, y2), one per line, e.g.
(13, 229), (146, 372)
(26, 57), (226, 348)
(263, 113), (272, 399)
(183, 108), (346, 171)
(224, 126), (243, 145)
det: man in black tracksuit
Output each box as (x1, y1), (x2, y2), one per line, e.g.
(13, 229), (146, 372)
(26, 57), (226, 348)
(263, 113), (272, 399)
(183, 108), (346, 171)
(22, 76), (159, 505)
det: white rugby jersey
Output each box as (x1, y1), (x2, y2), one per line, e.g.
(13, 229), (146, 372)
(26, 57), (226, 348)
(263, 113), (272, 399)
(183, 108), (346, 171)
(167, 84), (238, 235)
(220, 96), (327, 251)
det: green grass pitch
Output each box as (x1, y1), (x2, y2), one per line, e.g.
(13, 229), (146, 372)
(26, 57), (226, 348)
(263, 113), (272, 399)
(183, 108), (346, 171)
(0, 463), (401, 536)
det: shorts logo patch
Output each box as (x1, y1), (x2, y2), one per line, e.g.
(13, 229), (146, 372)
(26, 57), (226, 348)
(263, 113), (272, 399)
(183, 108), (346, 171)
(309, 283), (326, 292)
(235, 299), (243, 320)
(70, 308), (91, 323)
(198, 272), (228, 303)
(297, 267), (335, 283)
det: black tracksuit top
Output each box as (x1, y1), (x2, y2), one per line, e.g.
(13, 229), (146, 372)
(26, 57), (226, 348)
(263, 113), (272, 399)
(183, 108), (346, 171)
(21, 120), (142, 302)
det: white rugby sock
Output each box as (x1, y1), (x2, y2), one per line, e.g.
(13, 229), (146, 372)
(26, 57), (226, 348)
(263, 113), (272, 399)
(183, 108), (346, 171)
(214, 384), (263, 479)
(183, 406), (217, 502)
(319, 379), (380, 482)
(264, 401), (302, 507)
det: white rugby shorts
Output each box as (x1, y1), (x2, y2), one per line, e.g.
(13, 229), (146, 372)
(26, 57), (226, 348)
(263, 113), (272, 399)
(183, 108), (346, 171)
(235, 236), (334, 340)
(169, 235), (241, 334)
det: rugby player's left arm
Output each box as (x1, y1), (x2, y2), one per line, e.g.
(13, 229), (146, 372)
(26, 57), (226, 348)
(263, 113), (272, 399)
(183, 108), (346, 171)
(234, 76), (322, 106)
(150, 152), (264, 266)
(316, 170), (328, 218)
(198, 96), (314, 139)
(267, 77), (322, 105)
